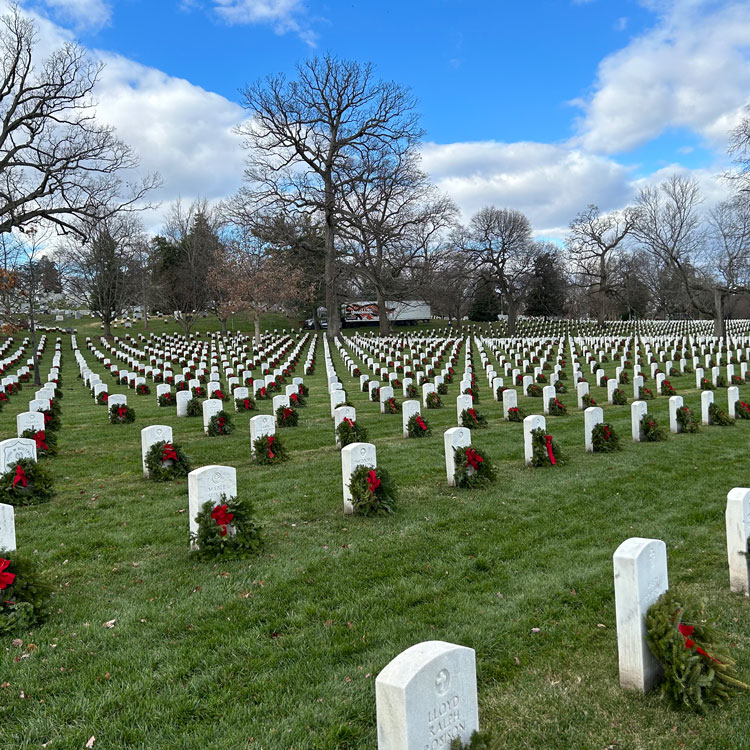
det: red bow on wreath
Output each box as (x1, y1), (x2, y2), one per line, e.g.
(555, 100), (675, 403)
(283, 408), (293, 419)
(469, 408), (478, 423)
(243, 398), (251, 410)
(217, 417), (226, 431)
(290, 393), (299, 404)
(12, 465), (28, 488)
(603, 426), (611, 440)
(544, 434), (557, 465)
(215, 390), (224, 400)
(0, 558), (15, 590)
(267, 435), (275, 459)
(260, 387), (266, 397)
(102, 393), (109, 403)
(211, 503), (234, 537)
(678, 622), (722, 664)
(117, 406), (128, 420)
(343, 417), (354, 428)
(162, 443), (178, 462)
(366, 469), (381, 494)
(465, 448), (483, 470)
(416, 415), (427, 431)
(33, 431), (48, 452)
(44, 412), (51, 424)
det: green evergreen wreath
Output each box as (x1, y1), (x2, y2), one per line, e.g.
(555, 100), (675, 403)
(736, 400), (750, 420)
(460, 407), (488, 429)
(158, 392), (174, 407)
(348, 464), (397, 516)
(21, 429), (58, 457)
(186, 397), (202, 417)
(0, 552), (52, 636)
(639, 386), (655, 400)
(619, 371), (630, 384)
(526, 383), (543, 397)
(700, 377), (714, 391)
(646, 590), (749, 712)
(289, 392), (305, 408)
(42, 406), (61, 433)
(370, 387), (381, 402)
(299, 383), (310, 398)
(96, 391), (109, 406)
(581, 392), (596, 408)
(612, 387), (628, 405)
(276, 405), (299, 427)
(235, 395), (256, 411)
(554, 381), (567, 394)
(463, 386), (479, 403)
(253, 433), (287, 464)
(336, 418), (367, 447)
(453, 446), (496, 488)
(426, 391), (443, 409)
(406, 383), (419, 398)
(145, 440), (192, 481)
(591, 422), (621, 452)
(361, 379), (370, 392)
(0, 458), (54, 506)
(506, 406), (525, 422)
(191, 495), (262, 560)
(530, 427), (564, 467)
(548, 397), (568, 415)
(661, 380), (677, 396)
(641, 415), (667, 441)
(708, 402), (735, 426)
(382, 396), (401, 414)
(675, 405), (700, 433)
(716, 375), (727, 388)
(109, 403), (135, 424)
(136, 383), (151, 396)
(407, 413), (431, 438)
(207, 410), (234, 436)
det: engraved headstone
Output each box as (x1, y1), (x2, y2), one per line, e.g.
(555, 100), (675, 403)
(444, 427), (471, 486)
(0, 503), (15, 552)
(187, 465), (237, 550)
(141, 424), (173, 477)
(0, 438), (37, 473)
(583, 406), (603, 452)
(176, 390), (191, 417)
(523, 414), (546, 466)
(631, 400), (648, 442)
(726, 487), (750, 595)
(341, 442), (376, 515)
(250, 414), (275, 454)
(16, 411), (44, 437)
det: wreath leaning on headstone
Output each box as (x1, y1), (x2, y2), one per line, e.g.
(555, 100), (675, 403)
(426, 391), (443, 409)
(641, 415), (667, 441)
(675, 405), (700, 433)
(612, 387), (628, 405)
(460, 407), (488, 430)
(348, 465), (398, 516)
(530, 427), (564, 467)
(736, 400), (750, 420)
(253, 434), (288, 464)
(506, 406), (525, 422)
(646, 589), (749, 712)
(591, 422), (621, 453)
(0, 458), (55, 506)
(407, 413), (431, 438)
(235, 395), (256, 411)
(109, 403), (136, 424)
(145, 440), (192, 481)
(382, 396), (401, 414)
(186, 397), (202, 417)
(191, 495), (262, 560)
(453, 446), (496, 488)
(158, 392), (174, 407)
(276, 405), (298, 427)
(708, 402), (735, 426)
(207, 411), (234, 436)
(336, 418), (367, 447)
(96, 391), (109, 406)
(22, 428), (58, 457)
(548, 397), (568, 415)
(0, 552), (52, 636)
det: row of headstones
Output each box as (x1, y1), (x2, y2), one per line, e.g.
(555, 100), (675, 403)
(10, 338), (60, 436)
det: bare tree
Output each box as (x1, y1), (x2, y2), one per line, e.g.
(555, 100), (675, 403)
(58, 213), (144, 338)
(234, 54), (422, 339)
(566, 204), (638, 326)
(464, 207), (537, 335)
(0, 4), (158, 236)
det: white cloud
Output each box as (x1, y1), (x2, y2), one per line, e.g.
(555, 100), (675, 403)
(421, 140), (638, 238)
(211, 0), (316, 44)
(576, 0), (750, 154)
(26, 0), (112, 30)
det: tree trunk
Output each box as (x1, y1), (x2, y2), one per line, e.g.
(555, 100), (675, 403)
(103, 317), (112, 338)
(312, 306), (321, 331)
(507, 299), (519, 336)
(324, 176), (340, 340)
(220, 316), (228, 335)
(713, 288), (726, 338)
(376, 286), (391, 336)
(29, 299), (40, 387)
(253, 310), (261, 347)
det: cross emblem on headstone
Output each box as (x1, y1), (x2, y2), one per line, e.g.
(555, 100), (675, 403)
(435, 668), (450, 695)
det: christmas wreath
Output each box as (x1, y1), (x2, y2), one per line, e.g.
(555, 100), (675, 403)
(548, 397), (568, 415)
(463, 386), (479, 403)
(675, 405), (700, 433)
(526, 383), (542, 397)
(276, 405), (299, 427)
(383, 396), (400, 414)
(255, 385), (270, 400)
(736, 400), (750, 420)
(361, 379), (370, 393)
(176, 380), (189, 391)
(191, 495), (262, 560)
(732, 375), (744, 386)
(639, 386), (655, 400)
(460, 407), (488, 429)
(253, 434), (287, 464)
(641, 415), (667, 441)
(0, 458), (54, 506)
(186, 397), (202, 417)
(191, 385), (205, 398)
(136, 383), (151, 396)
(145, 441), (192, 481)
(407, 413), (431, 437)
(158, 392), (174, 407)
(530, 428), (564, 466)
(708, 402), (735, 426)
(42, 407), (61, 433)
(557, 369), (567, 380)
(235, 396), (256, 411)
(406, 383), (419, 398)
(370, 387), (381, 403)
(22, 429), (57, 457)
(646, 590), (749, 712)
(289, 391), (305, 408)
(0, 553), (52, 636)
(581, 393), (596, 408)
(535, 373), (547, 384)
(453, 446), (496, 488)
(554, 381), (567, 394)
(619, 371), (630, 385)
(661, 380), (677, 396)
(211, 388), (229, 402)
(426, 391), (443, 409)
(96, 391), (109, 406)
(591, 422), (620, 452)
(109, 403), (135, 424)
(207, 411), (234, 436)
(337, 417), (367, 447)
(612, 387), (627, 405)
(700, 377), (714, 391)
(507, 406), (525, 422)
(348, 465), (397, 516)
(716, 375), (727, 388)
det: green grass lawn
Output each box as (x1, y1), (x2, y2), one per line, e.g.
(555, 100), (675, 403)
(2, 317), (750, 749)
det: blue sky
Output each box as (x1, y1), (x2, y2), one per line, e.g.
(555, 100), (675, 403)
(11, 0), (750, 236)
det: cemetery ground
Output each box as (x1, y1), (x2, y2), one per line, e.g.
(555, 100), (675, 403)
(2, 319), (750, 749)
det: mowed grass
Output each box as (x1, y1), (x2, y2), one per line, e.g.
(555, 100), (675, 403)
(1, 318), (750, 749)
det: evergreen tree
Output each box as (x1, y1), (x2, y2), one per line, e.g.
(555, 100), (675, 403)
(468, 274), (501, 321)
(525, 250), (568, 317)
